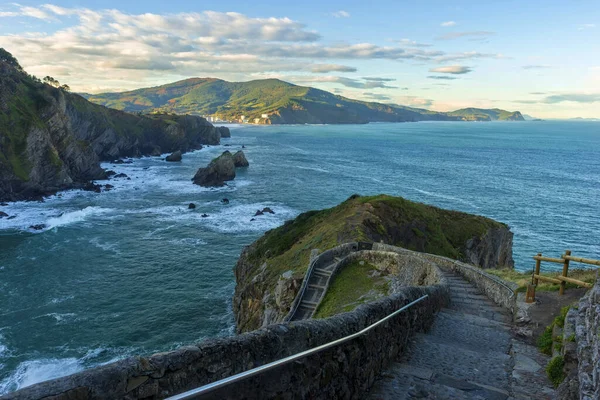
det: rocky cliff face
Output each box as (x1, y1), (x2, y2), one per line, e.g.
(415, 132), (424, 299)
(0, 51), (223, 202)
(233, 194), (514, 332)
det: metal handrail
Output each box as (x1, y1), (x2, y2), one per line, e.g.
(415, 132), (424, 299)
(166, 294), (430, 400)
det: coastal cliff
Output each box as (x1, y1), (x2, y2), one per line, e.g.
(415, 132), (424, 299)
(0, 50), (224, 202)
(233, 194), (514, 333)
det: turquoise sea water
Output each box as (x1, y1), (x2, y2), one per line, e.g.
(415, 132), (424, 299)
(0, 121), (599, 393)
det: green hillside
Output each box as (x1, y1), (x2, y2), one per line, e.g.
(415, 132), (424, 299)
(447, 108), (524, 121)
(86, 79), (524, 124)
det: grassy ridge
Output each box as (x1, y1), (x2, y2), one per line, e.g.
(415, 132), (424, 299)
(86, 78), (524, 123)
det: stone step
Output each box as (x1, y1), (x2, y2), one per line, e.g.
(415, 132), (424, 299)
(300, 300), (319, 307)
(312, 268), (332, 277)
(437, 309), (511, 331)
(428, 313), (512, 353)
(298, 302), (316, 309)
(403, 334), (512, 389)
(308, 284), (326, 290)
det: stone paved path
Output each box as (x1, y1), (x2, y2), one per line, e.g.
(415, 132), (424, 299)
(367, 270), (556, 399)
(289, 257), (341, 321)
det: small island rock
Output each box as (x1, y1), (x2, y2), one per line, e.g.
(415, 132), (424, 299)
(192, 151), (236, 187)
(188, 203), (196, 209)
(166, 151), (182, 162)
(233, 151), (249, 168)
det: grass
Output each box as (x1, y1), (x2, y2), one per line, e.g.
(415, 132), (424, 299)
(537, 306), (572, 355)
(314, 260), (389, 319)
(487, 268), (597, 293)
(546, 356), (565, 387)
(537, 325), (554, 355)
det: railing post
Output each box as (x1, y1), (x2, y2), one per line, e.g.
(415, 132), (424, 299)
(560, 250), (571, 295)
(534, 253), (541, 285)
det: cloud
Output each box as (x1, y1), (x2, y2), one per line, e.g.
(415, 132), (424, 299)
(429, 65), (472, 74)
(362, 92), (393, 101)
(0, 5), (55, 20)
(397, 96), (434, 108)
(331, 11), (350, 18)
(441, 21), (456, 27)
(427, 75), (458, 80)
(542, 94), (600, 104)
(362, 77), (396, 82)
(310, 64), (357, 73)
(289, 75), (397, 89)
(578, 24), (596, 31)
(522, 65), (552, 69)
(395, 38), (432, 48)
(436, 31), (495, 40)
(435, 51), (506, 63)
(529, 92), (546, 95)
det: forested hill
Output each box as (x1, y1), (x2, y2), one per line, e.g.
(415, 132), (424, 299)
(85, 78), (524, 124)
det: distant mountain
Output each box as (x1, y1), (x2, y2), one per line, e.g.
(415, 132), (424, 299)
(447, 108), (525, 121)
(569, 117), (600, 121)
(85, 78), (524, 124)
(0, 49), (226, 202)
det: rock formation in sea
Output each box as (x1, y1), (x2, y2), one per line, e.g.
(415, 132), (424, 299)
(192, 151), (236, 187)
(233, 151), (249, 167)
(165, 151), (182, 162)
(0, 49), (227, 202)
(233, 194), (514, 332)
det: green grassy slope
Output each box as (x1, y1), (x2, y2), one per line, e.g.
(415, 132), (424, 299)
(86, 78), (523, 124)
(448, 108), (524, 121)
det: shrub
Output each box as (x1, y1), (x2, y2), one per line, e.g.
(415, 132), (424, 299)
(546, 356), (565, 387)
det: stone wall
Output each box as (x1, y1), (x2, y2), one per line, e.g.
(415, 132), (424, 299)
(373, 243), (518, 315)
(574, 278), (600, 400)
(3, 285), (449, 400)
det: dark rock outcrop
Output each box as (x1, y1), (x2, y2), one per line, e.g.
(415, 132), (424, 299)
(0, 211), (8, 218)
(217, 126), (231, 138)
(188, 203), (196, 209)
(221, 198), (229, 204)
(0, 50), (228, 202)
(165, 151), (182, 162)
(233, 151), (249, 168)
(192, 151), (236, 187)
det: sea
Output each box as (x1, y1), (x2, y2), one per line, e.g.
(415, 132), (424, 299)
(0, 121), (599, 394)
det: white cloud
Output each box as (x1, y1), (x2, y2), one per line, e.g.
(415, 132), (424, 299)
(429, 65), (472, 74)
(578, 23), (596, 30)
(331, 11), (350, 18)
(441, 21), (456, 27)
(436, 31), (495, 40)
(290, 75), (397, 89)
(310, 64), (357, 73)
(395, 38), (432, 48)
(522, 65), (552, 69)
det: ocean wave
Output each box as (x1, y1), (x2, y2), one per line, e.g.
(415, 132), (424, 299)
(198, 203), (298, 233)
(0, 348), (108, 395)
(45, 207), (114, 230)
(34, 313), (78, 324)
(47, 295), (75, 305)
(294, 165), (330, 173)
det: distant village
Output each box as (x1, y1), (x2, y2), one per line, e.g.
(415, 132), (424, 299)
(204, 113), (270, 124)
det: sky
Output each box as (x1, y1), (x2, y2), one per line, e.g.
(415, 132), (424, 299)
(0, 0), (599, 118)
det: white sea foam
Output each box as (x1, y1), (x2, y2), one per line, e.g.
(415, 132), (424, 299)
(45, 207), (113, 230)
(294, 165), (330, 173)
(47, 295), (75, 305)
(34, 313), (78, 324)
(197, 203), (298, 233)
(0, 348), (110, 394)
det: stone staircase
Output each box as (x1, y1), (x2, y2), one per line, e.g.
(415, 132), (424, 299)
(367, 270), (556, 400)
(289, 257), (341, 321)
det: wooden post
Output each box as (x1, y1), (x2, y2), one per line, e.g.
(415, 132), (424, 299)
(534, 253), (542, 285)
(560, 250), (571, 295)
(526, 284), (536, 303)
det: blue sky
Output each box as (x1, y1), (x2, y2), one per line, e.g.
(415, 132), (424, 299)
(1, 0), (599, 118)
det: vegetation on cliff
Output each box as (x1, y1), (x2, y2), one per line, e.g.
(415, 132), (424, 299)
(233, 194), (514, 332)
(0, 49), (223, 201)
(85, 78), (524, 124)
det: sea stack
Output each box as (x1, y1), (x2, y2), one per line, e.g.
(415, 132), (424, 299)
(233, 151), (249, 167)
(192, 151), (236, 187)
